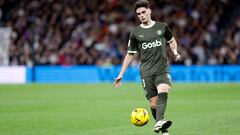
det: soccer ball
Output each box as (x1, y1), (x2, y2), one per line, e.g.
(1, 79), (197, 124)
(130, 108), (149, 126)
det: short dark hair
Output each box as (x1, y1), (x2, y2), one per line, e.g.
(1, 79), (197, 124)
(134, 0), (150, 11)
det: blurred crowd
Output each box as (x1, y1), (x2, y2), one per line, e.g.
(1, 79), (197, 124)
(0, 0), (240, 66)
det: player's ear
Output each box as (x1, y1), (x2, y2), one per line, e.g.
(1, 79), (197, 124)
(148, 8), (152, 14)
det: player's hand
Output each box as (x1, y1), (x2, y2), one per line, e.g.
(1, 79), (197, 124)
(113, 76), (122, 89)
(173, 52), (181, 61)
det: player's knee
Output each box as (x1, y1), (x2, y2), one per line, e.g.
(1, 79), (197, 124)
(157, 84), (171, 93)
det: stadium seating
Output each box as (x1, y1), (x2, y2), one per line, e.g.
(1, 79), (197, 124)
(0, 0), (239, 65)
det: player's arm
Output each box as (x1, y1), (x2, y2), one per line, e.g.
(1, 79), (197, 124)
(113, 32), (137, 88)
(164, 24), (181, 61)
(113, 53), (135, 89)
(169, 38), (181, 61)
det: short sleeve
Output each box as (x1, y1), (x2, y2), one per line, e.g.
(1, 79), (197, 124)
(164, 24), (174, 43)
(127, 32), (138, 54)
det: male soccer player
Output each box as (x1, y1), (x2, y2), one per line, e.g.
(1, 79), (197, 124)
(113, 0), (181, 134)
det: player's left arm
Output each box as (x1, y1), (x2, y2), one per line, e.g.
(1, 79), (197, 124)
(169, 38), (181, 61)
(164, 24), (181, 61)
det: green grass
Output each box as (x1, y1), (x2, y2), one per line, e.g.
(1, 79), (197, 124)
(0, 83), (240, 135)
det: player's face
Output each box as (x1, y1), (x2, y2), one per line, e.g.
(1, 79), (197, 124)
(136, 7), (151, 24)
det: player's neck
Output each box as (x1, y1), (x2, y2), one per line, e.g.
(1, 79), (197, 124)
(140, 20), (155, 28)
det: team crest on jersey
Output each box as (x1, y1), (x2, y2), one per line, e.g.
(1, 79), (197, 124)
(157, 30), (162, 35)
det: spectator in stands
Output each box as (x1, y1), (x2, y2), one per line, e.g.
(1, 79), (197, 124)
(0, 0), (239, 66)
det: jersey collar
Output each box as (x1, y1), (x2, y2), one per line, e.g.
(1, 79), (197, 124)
(140, 21), (155, 29)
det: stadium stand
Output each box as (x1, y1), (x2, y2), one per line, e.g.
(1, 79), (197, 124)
(0, 0), (239, 66)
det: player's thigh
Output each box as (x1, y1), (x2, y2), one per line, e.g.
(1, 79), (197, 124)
(141, 76), (158, 100)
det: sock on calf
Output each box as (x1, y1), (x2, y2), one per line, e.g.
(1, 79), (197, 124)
(156, 92), (168, 122)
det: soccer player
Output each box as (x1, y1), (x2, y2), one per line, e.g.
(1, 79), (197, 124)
(113, 0), (181, 134)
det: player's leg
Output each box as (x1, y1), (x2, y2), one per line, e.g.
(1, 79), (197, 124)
(150, 94), (170, 135)
(149, 96), (157, 120)
(141, 76), (158, 121)
(153, 83), (172, 133)
(141, 75), (171, 134)
(156, 83), (171, 121)
(153, 73), (172, 133)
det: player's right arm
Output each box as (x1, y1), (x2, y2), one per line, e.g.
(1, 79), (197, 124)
(113, 53), (135, 88)
(113, 32), (138, 89)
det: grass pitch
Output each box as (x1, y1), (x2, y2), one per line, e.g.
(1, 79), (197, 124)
(0, 83), (240, 135)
